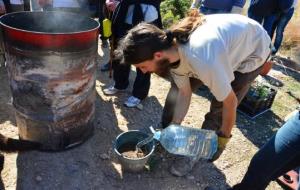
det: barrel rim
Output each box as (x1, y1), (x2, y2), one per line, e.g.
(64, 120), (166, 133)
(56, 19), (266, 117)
(0, 11), (100, 35)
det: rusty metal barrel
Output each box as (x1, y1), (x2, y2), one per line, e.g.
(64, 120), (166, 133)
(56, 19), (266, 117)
(0, 11), (99, 150)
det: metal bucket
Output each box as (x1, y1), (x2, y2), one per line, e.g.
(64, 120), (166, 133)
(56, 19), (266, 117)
(114, 130), (155, 172)
(0, 11), (99, 150)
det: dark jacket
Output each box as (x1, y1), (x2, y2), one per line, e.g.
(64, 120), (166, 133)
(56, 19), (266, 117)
(111, 0), (162, 39)
(248, 0), (294, 16)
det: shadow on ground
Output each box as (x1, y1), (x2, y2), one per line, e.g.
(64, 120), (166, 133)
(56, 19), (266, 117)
(236, 110), (284, 148)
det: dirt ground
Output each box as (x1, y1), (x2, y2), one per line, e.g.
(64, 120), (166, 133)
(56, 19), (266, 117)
(0, 41), (299, 190)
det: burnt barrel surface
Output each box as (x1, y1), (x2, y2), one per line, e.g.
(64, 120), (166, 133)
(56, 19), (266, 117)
(0, 11), (100, 150)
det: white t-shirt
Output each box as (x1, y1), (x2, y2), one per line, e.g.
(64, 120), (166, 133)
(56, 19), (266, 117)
(53, 0), (80, 8)
(171, 14), (271, 101)
(125, 4), (158, 24)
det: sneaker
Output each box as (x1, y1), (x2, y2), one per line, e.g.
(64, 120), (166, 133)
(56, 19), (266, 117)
(169, 156), (198, 177)
(124, 96), (141, 108)
(100, 63), (110, 72)
(103, 85), (125, 95)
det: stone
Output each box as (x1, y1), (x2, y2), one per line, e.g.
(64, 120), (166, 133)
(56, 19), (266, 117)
(100, 153), (110, 160)
(35, 175), (42, 182)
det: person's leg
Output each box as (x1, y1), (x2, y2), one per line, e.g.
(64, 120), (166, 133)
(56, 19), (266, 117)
(273, 8), (294, 54)
(132, 68), (151, 100)
(202, 65), (263, 131)
(233, 110), (300, 190)
(161, 78), (203, 128)
(3, 0), (11, 12)
(23, 0), (30, 11)
(98, 0), (109, 45)
(112, 59), (130, 90)
(99, 0), (110, 73)
(263, 14), (278, 37)
(9, 1), (24, 12)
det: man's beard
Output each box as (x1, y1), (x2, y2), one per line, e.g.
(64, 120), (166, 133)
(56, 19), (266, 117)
(154, 58), (179, 78)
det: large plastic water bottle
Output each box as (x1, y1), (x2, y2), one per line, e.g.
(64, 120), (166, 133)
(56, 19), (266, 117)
(153, 124), (218, 159)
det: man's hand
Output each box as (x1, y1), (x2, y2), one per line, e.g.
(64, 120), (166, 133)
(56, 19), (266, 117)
(106, 0), (119, 12)
(210, 131), (231, 161)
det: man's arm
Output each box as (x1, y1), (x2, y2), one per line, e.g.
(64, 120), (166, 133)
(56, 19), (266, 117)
(171, 84), (192, 124)
(219, 90), (238, 137)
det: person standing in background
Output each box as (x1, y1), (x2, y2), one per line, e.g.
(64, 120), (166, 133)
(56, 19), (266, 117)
(247, 0), (294, 38)
(268, 0), (298, 55)
(190, 0), (246, 14)
(99, 0), (119, 72)
(2, 0), (30, 12)
(102, 0), (163, 108)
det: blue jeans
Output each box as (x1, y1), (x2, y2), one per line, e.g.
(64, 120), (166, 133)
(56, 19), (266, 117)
(233, 110), (300, 190)
(247, 10), (277, 37)
(270, 8), (295, 54)
(200, 6), (230, 15)
(248, 7), (295, 55)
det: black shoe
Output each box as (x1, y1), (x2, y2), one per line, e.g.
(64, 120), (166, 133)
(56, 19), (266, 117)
(100, 63), (110, 72)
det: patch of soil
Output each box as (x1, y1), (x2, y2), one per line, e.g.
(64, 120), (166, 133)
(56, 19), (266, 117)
(121, 149), (145, 159)
(119, 143), (147, 158)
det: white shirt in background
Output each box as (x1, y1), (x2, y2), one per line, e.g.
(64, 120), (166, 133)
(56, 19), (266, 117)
(125, 4), (158, 24)
(53, 0), (80, 8)
(10, 0), (23, 5)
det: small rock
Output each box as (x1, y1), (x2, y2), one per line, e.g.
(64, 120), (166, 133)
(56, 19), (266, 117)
(136, 104), (143, 110)
(100, 153), (110, 160)
(35, 175), (42, 182)
(186, 175), (195, 180)
(137, 174), (141, 179)
(197, 182), (200, 186)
